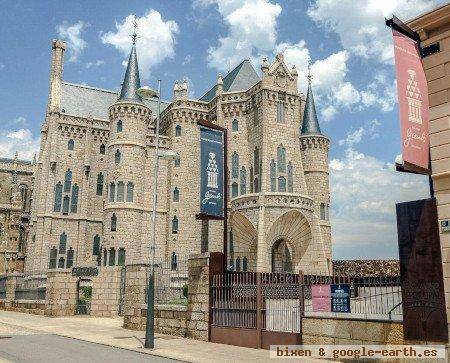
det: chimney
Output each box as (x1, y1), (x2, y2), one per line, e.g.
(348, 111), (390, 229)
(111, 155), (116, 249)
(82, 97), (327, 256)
(48, 39), (66, 112)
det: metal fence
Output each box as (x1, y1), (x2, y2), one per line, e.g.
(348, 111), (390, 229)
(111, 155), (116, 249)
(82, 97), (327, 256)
(0, 275), (7, 299)
(14, 272), (47, 301)
(302, 274), (402, 321)
(145, 256), (189, 305)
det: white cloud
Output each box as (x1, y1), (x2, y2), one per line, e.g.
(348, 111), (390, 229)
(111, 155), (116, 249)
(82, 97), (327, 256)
(0, 127), (40, 160)
(57, 21), (87, 62)
(101, 10), (179, 79)
(308, 0), (443, 64)
(203, 0), (282, 72)
(85, 60), (105, 69)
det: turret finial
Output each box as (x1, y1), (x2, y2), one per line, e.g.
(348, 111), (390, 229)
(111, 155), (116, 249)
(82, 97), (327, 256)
(131, 16), (139, 45)
(307, 60), (312, 85)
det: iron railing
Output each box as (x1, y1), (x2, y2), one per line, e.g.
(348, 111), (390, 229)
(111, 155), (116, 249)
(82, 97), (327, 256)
(14, 272), (47, 301)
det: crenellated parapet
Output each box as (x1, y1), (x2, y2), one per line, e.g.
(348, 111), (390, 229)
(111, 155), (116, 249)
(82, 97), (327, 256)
(300, 135), (330, 150)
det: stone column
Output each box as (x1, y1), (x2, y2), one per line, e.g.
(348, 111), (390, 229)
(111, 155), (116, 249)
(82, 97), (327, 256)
(123, 264), (148, 330)
(45, 270), (78, 316)
(5, 273), (21, 308)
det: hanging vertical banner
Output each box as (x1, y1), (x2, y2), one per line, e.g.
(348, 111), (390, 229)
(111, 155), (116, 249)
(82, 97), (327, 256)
(392, 30), (430, 173)
(199, 125), (225, 219)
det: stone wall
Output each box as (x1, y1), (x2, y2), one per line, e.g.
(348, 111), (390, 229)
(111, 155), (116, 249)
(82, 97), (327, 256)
(45, 269), (78, 316)
(302, 317), (404, 345)
(90, 266), (123, 317)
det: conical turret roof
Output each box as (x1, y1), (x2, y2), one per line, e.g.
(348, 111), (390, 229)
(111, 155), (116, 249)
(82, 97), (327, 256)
(118, 44), (143, 103)
(301, 81), (322, 135)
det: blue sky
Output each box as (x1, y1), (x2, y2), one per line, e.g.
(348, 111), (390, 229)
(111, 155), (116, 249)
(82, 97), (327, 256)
(0, 0), (442, 259)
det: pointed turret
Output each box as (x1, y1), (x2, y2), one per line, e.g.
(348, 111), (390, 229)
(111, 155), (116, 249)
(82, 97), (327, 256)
(301, 76), (322, 135)
(118, 44), (143, 103)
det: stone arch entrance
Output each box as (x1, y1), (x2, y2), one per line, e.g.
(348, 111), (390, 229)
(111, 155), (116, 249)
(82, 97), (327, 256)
(76, 278), (92, 315)
(230, 212), (257, 271)
(266, 210), (312, 273)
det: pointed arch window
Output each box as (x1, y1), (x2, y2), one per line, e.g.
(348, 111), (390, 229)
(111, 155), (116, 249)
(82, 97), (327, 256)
(171, 252), (177, 271)
(277, 145), (286, 172)
(231, 152), (239, 178)
(276, 92), (286, 123)
(62, 195), (70, 215)
(126, 182), (134, 202)
(118, 248), (126, 266)
(254, 147), (260, 175)
(70, 184), (79, 213)
(117, 181), (125, 202)
(68, 139), (74, 150)
(96, 173), (104, 195)
(103, 249), (107, 266)
(231, 182), (238, 198)
(240, 167), (246, 195)
(111, 213), (117, 231)
(100, 144), (106, 154)
(287, 162), (293, 192)
(270, 159), (276, 192)
(232, 119), (239, 132)
(250, 167), (254, 193)
(59, 232), (67, 254)
(117, 120), (123, 132)
(236, 257), (241, 271)
(243, 256), (248, 271)
(173, 187), (179, 202)
(175, 124), (181, 137)
(109, 183), (115, 202)
(172, 216), (178, 234)
(66, 248), (74, 268)
(93, 234), (100, 256)
(115, 149), (121, 164)
(54, 182), (63, 212)
(64, 169), (72, 193)
(49, 247), (57, 269)
(109, 248), (116, 266)
(254, 178), (259, 193)
(320, 203), (326, 220)
(58, 257), (65, 269)
(278, 176), (286, 192)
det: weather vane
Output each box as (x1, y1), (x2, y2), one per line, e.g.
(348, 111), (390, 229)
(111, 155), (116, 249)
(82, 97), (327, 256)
(307, 60), (312, 84)
(131, 16), (139, 45)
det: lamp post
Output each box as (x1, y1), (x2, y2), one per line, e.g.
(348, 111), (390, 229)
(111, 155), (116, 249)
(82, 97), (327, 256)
(137, 81), (179, 349)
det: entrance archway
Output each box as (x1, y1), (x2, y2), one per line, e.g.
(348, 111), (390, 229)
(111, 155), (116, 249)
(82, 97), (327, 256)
(271, 239), (293, 272)
(76, 278), (92, 315)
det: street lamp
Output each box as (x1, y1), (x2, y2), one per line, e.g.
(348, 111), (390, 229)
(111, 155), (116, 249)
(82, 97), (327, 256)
(137, 82), (179, 349)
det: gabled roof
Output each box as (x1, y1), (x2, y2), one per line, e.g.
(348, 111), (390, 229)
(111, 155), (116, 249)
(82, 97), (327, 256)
(300, 82), (322, 136)
(200, 60), (260, 102)
(60, 82), (169, 121)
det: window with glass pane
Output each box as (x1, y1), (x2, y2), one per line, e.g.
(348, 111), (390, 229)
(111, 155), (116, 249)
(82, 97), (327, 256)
(59, 232), (67, 254)
(254, 178), (259, 193)
(175, 124), (181, 137)
(172, 216), (178, 234)
(109, 183), (115, 202)
(96, 173), (103, 195)
(232, 152), (239, 178)
(68, 139), (74, 150)
(62, 195), (70, 214)
(236, 257), (241, 271)
(117, 181), (124, 202)
(173, 187), (179, 202)
(54, 182), (63, 212)
(171, 252), (177, 271)
(66, 248), (74, 268)
(277, 145), (286, 172)
(103, 249), (107, 266)
(71, 184), (79, 213)
(278, 176), (286, 192)
(126, 182), (134, 202)
(111, 213), (117, 231)
(232, 119), (239, 132)
(117, 120), (123, 132)
(49, 247), (57, 269)
(243, 256), (248, 271)
(254, 148), (259, 175)
(240, 167), (246, 195)
(231, 182), (238, 198)
(100, 144), (106, 154)
(174, 157), (180, 167)
(287, 162), (293, 192)
(109, 248), (116, 266)
(58, 257), (65, 269)
(270, 160), (276, 192)
(93, 235), (100, 255)
(320, 203), (325, 220)
(115, 149), (121, 163)
(118, 248), (126, 266)
(250, 167), (254, 193)
(64, 169), (72, 193)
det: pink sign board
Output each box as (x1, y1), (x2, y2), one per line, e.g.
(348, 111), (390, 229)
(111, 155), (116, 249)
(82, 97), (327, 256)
(312, 284), (331, 312)
(393, 30), (430, 173)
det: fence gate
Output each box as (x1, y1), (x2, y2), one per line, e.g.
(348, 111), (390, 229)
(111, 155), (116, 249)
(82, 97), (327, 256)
(76, 278), (92, 315)
(210, 271), (302, 349)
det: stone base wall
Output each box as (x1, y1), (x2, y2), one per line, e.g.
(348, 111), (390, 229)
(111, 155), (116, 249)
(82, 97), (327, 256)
(45, 269), (78, 317)
(0, 300), (46, 315)
(302, 317), (404, 345)
(91, 266), (123, 317)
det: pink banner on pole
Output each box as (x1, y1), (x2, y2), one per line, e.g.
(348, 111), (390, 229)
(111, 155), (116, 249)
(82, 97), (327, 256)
(312, 284), (331, 312)
(393, 30), (430, 172)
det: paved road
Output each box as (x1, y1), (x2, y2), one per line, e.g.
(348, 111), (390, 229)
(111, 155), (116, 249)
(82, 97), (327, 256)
(0, 334), (181, 363)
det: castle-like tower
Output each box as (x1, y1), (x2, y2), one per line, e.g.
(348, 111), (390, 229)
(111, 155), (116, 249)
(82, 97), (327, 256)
(25, 38), (331, 275)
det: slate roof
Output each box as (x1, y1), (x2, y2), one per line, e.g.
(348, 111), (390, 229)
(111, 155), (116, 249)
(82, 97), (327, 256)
(118, 44), (143, 103)
(199, 60), (260, 102)
(332, 260), (400, 277)
(0, 158), (32, 165)
(301, 82), (322, 135)
(60, 82), (169, 121)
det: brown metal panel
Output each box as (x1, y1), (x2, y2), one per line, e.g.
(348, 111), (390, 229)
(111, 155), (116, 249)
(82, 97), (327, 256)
(396, 197), (448, 342)
(261, 331), (302, 350)
(210, 326), (259, 348)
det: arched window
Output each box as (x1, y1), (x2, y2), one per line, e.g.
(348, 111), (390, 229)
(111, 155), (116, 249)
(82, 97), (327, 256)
(111, 213), (117, 231)
(66, 248), (74, 268)
(62, 195), (70, 215)
(117, 120), (123, 132)
(93, 235), (100, 256)
(236, 257), (241, 271)
(58, 257), (65, 269)
(109, 183), (115, 202)
(174, 157), (180, 167)
(243, 256), (248, 271)
(70, 184), (79, 213)
(173, 187), (179, 202)
(59, 232), (67, 254)
(115, 149), (121, 164)
(96, 173), (104, 195)
(118, 248), (126, 266)
(109, 248), (116, 266)
(232, 119), (239, 132)
(126, 182), (134, 202)
(320, 203), (325, 220)
(254, 148), (260, 175)
(100, 144), (106, 154)
(240, 167), (246, 195)
(278, 176), (286, 192)
(64, 169), (72, 193)
(171, 252), (177, 271)
(54, 182), (63, 212)
(20, 185), (28, 211)
(231, 152), (239, 178)
(254, 178), (259, 193)
(270, 159), (276, 192)
(175, 124), (181, 137)
(231, 182), (238, 198)
(68, 139), (74, 150)
(250, 167), (254, 193)
(49, 247), (57, 269)
(103, 249), (107, 266)
(276, 92), (286, 123)
(287, 162), (293, 193)
(277, 145), (286, 172)
(172, 216), (178, 234)
(117, 181), (124, 202)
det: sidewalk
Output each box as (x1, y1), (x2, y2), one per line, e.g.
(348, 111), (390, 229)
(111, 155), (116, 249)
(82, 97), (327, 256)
(0, 311), (330, 363)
